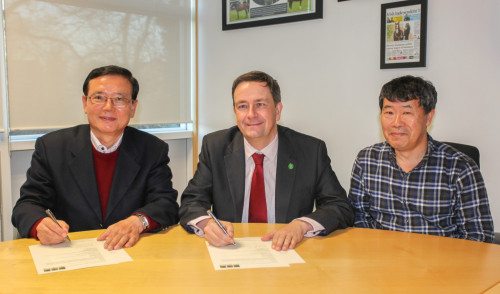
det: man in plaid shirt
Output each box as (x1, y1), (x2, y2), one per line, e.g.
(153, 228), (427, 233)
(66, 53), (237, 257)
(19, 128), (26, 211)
(348, 75), (494, 242)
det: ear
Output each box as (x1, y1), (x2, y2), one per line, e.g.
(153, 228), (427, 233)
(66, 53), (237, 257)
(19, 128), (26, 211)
(129, 99), (138, 118)
(275, 102), (283, 121)
(82, 95), (88, 114)
(426, 109), (435, 127)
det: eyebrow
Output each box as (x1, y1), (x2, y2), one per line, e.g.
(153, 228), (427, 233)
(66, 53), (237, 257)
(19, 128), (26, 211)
(253, 98), (268, 103)
(90, 91), (127, 97)
(235, 98), (269, 104)
(383, 103), (413, 109)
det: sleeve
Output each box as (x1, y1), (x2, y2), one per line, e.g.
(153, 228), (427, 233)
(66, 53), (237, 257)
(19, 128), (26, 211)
(133, 142), (179, 232)
(454, 164), (494, 242)
(302, 141), (354, 235)
(12, 137), (57, 237)
(186, 215), (211, 236)
(297, 216), (325, 237)
(179, 137), (215, 233)
(348, 155), (375, 228)
(29, 218), (45, 239)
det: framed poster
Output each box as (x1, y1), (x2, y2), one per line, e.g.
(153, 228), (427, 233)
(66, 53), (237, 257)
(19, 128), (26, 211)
(222, 0), (323, 31)
(380, 0), (427, 69)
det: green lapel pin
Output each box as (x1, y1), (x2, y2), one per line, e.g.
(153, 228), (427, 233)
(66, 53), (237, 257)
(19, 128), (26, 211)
(288, 163), (294, 170)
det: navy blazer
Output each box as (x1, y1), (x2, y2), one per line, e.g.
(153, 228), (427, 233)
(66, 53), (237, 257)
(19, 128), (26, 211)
(12, 125), (179, 237)
(179, 125), (353, 235)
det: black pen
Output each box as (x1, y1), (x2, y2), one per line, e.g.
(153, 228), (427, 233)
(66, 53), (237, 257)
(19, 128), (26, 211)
(45, 209), (71, 242)
(206, 210), (236, 245)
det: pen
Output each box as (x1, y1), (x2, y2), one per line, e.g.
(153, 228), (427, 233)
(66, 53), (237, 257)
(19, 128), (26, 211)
(45, 209), (71, 242)
(206, 210), (236, 245)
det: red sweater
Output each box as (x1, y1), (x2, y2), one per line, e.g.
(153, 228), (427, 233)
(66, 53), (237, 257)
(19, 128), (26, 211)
(92, 147), (119, 219)
(91, 147), (158, 231)
(29, 146), (158, 238)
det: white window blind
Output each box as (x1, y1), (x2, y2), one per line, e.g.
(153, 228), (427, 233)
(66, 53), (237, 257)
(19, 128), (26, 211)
(5, 0), (193, 132)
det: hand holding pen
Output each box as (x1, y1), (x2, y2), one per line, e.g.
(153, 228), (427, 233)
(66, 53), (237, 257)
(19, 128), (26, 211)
(204, 210), (236, 246)
(35, 209), (71, 245)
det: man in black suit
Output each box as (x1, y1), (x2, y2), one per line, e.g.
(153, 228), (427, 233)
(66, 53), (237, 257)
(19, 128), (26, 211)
(12, 65), (179, 250)
(180, 71), (353, 251)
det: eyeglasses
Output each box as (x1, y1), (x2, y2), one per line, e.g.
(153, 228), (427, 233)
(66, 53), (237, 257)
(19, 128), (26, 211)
(87, 94), (133, 108)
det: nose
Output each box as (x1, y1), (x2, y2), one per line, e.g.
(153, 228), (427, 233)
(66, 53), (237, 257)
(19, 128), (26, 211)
(102, 97), (114, 110)
(391, 113), (403, 127)
(247, 104), (257, 118)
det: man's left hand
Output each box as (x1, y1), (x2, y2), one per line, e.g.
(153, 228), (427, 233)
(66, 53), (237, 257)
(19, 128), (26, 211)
(261, 220), (312, 251)
(97, 216), (144, 250)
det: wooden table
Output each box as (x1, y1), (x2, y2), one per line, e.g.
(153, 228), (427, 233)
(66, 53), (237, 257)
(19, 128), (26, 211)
(1, 224), (499, 293)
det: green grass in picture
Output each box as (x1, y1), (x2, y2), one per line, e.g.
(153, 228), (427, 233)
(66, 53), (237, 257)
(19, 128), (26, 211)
(229, 9), (249, 22)
(288, 0), (311, 13)
(386, 24), (395, 41)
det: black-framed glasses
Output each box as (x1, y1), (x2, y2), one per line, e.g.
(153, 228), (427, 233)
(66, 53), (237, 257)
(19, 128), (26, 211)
(87, 94), (133, 108)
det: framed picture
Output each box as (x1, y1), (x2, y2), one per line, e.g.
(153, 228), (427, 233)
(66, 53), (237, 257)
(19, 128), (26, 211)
(380, 0), (427, 69)
(222, 0), (323, 31)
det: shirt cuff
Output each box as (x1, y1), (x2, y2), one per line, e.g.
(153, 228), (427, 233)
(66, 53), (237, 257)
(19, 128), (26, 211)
(297, 217), (325, 237)
(187, 215), (211, 236)
(29, 218), (45, 239)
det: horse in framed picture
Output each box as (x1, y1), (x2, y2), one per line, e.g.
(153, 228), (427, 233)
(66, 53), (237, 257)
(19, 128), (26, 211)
(230, 0), (249, 19)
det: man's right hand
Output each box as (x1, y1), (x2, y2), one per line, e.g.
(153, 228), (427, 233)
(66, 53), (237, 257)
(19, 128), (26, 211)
(36, 217), (70, 245)
(197, 218), (235, 247)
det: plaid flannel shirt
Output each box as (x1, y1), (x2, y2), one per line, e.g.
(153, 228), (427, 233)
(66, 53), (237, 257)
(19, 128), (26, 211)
(348, 135), (494, 242)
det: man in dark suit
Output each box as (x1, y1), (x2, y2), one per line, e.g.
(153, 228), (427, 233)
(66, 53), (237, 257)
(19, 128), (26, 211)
(180, 71), (353, 251)
(12, 65), (179, 250)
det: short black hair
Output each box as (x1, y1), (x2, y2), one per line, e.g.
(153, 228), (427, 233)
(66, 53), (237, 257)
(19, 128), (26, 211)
(82, 65), (139, 100)
(231, 71), (281, 104)
(379, 75), (437, 114)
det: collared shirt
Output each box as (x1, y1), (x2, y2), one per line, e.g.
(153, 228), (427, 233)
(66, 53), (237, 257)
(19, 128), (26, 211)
(241, 134), (279, 223)
(90, 131), (123, 153)
(189, 133), (324, 237)
(348, 135), (494, 242)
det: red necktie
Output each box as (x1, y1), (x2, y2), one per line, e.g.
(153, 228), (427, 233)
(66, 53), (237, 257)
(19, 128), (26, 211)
(249, 153), (267, 223)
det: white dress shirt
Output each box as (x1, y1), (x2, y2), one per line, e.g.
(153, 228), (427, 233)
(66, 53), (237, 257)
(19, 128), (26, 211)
(90, 131), (123, 153)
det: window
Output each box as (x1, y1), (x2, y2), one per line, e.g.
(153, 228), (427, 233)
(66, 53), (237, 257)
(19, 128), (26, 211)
(4, 0), (194, 133)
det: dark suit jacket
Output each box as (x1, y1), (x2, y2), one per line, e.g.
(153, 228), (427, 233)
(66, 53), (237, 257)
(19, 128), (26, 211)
(179, 126), (353, 235)
(12, 125), (179, 237)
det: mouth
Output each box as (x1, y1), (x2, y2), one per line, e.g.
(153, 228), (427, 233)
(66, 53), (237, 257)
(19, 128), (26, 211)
(99, 116), (117, 122)
(245, 121), (263, 127)
(390, 132), (407, 138)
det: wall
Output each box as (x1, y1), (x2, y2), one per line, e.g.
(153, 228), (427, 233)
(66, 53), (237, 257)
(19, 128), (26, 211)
(198, 0), (500, 228)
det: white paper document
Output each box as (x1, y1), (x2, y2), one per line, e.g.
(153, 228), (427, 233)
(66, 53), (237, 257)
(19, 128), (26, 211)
(206, 237), (305, 270)
(29, 238), (132, 274)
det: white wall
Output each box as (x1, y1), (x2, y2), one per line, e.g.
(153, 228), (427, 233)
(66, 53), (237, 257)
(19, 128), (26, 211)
(198, 0), (500, 229)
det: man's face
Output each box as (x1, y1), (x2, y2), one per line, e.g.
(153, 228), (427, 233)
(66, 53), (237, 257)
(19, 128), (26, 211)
(82, 75), (137, 141)
(380, 98), (434, 154)
(233, 81), (282, 149)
